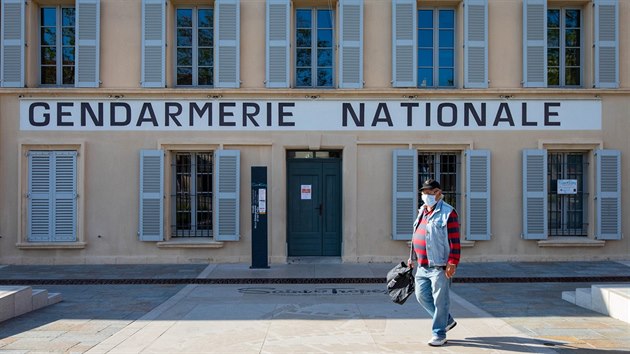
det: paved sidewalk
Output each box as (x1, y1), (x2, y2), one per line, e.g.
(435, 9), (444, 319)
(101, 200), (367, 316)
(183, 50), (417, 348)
(0, 261), (628, 353)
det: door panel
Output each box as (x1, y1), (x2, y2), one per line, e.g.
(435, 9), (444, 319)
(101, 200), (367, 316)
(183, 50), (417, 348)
(287, 158), (341, 256)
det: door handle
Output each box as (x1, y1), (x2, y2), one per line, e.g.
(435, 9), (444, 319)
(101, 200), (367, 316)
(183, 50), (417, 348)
(315, 203), (323, 216)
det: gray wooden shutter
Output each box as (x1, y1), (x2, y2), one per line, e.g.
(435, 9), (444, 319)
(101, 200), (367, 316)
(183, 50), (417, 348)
(266, 0), (289, 88)
(392, 149), (417, 240)
(466, 150), (490, 240)
(595, 150), (621, 240)
(522, 0), (547, 88)
(52, 151), (78, 242)
(141, 0), (165, 88)
(594, 0), (618, 88)
(214, 150), (240, 241)
(28, 151), (77, 242)
(139, 150), (164, 241)
(215, 0), (240, 88)
(339, 0), (363, 89)
(28, 152), (53, 242)
(464, 0), (488, 88)
(1, 0), (25, 87)
(522, 149), (547, 240)
(392, 0), (416, 87)
(76, 0), (100, 88)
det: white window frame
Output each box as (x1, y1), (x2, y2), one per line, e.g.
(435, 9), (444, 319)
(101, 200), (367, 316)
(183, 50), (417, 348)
(547, 7), (583, 87)
(173, 6), (214, 87)
(294, 6), (336, 88)
(39, 5), (76, 87)
(417, 7), (457, 88)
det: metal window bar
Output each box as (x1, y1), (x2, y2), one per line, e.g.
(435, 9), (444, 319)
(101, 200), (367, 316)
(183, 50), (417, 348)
(172, 152), (213, 237)
(547, 152), (588, 236)
(418, 152), (460, 210)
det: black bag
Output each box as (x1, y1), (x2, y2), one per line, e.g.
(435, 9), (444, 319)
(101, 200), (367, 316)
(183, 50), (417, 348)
(386, 261), (415, 305)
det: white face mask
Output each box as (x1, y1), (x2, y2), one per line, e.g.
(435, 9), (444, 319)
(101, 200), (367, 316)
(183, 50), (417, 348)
(422, 194), (437, 208)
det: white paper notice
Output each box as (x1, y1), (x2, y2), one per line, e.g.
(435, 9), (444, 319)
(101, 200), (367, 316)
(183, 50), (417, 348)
(258, 188), (266, 214)
(301, 185), (312, 200)
(558, 179), (578, 194)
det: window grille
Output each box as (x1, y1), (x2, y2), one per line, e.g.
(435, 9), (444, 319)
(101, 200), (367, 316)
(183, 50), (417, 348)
(547, 152), (588, 236)
(171, 152), (213, 237)
(418, 152), (460, 210)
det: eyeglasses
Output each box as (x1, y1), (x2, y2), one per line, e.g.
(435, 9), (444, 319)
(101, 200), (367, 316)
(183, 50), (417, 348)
(421, 189), (439, 195)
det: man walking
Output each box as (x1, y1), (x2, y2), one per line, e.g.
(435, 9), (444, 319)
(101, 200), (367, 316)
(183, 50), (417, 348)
(408, 179), (461, 346)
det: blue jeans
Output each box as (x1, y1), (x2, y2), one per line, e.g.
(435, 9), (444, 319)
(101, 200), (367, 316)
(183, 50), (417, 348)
(414, 266), (455, 339)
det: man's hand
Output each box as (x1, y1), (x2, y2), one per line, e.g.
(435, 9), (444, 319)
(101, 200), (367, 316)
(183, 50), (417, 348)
(407, 258), (414, 269)
(445, 263), (457, 278)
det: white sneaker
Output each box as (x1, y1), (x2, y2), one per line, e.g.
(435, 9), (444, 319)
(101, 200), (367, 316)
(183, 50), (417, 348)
(427, 336), (447, 347)
(446, 320), (457, 332)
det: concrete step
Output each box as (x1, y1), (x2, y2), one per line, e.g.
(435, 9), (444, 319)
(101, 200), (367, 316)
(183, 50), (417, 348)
(562, 284), (630, 324)
(0, 286), (62, 323)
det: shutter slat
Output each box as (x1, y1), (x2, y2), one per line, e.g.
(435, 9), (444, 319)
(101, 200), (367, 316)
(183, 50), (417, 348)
(522, 0), (547, 87)
(266, 0), (289, 88)
(522, 149), (547, 239)
(594, 0), (618, 88)
(392, 0), (416, 87)
(464, 0), (488, 88)
(139, 150), (164, 241)
(466, 150), (491, 240)
(392, 149), (417, 240)
(141, 0), (165, 87)
(1, 0), (25, 87)
(339, 0), (363, 88)
(76, 0), (100, 87)
(214, 150), (240, 241)
(595, 150), (621, 240)
(215, 0), (240, 88)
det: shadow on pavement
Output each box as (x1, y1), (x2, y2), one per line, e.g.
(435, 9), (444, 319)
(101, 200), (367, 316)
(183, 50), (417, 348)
(448, 337), (626, 353)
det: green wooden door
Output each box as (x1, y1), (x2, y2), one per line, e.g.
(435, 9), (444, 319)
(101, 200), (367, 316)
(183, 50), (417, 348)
(287, 158), (341, 256)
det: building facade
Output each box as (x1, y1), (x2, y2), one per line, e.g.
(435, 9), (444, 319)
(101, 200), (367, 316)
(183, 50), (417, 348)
(0, 0), (628, 264)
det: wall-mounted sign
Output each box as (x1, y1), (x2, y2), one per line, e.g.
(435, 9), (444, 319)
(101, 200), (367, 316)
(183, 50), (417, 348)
(20, 99), (602, 131)
(301, 185), (312, 200)
(558, 179), (578, 194)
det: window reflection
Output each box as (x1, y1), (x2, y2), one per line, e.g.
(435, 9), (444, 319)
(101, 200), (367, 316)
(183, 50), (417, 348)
(295, 8), (334, 88)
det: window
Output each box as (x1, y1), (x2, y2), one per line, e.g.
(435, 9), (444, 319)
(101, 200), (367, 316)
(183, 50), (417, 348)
(548, 152), (587, 236)
(295, 8), (334, 88)
(27, 151), (78, 242)
(547, 8), (581, 87)
(175, 7), (214, 86)
(418, 152), (460, 210)
(40, 6), (76, 85)
(171, 152), (213, 237)
(418, 9), (455, 88)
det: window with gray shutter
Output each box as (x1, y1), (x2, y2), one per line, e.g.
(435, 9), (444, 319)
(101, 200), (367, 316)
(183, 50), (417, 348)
(392, 149), (417, 240)
(28, 151), (77, 242)
(522, 0), (547, 87)
(595, 150), (621, 240)
(339, 0), (363, 89)
(1, 0), (25, 87)
(76, 0), (100, 88)
(215, 0), (240, 88)
(466, 150), (490, 240)
(594, 0), (618, 88)
(266, 0), (290, 88)
(464, 0), (487, 88)
(139, 150), (164, 241)
(522, 149), (547, 239)
(214, 150), (240, 241)
(141, 0), (165, 87)
(392, 0), (416, 87)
